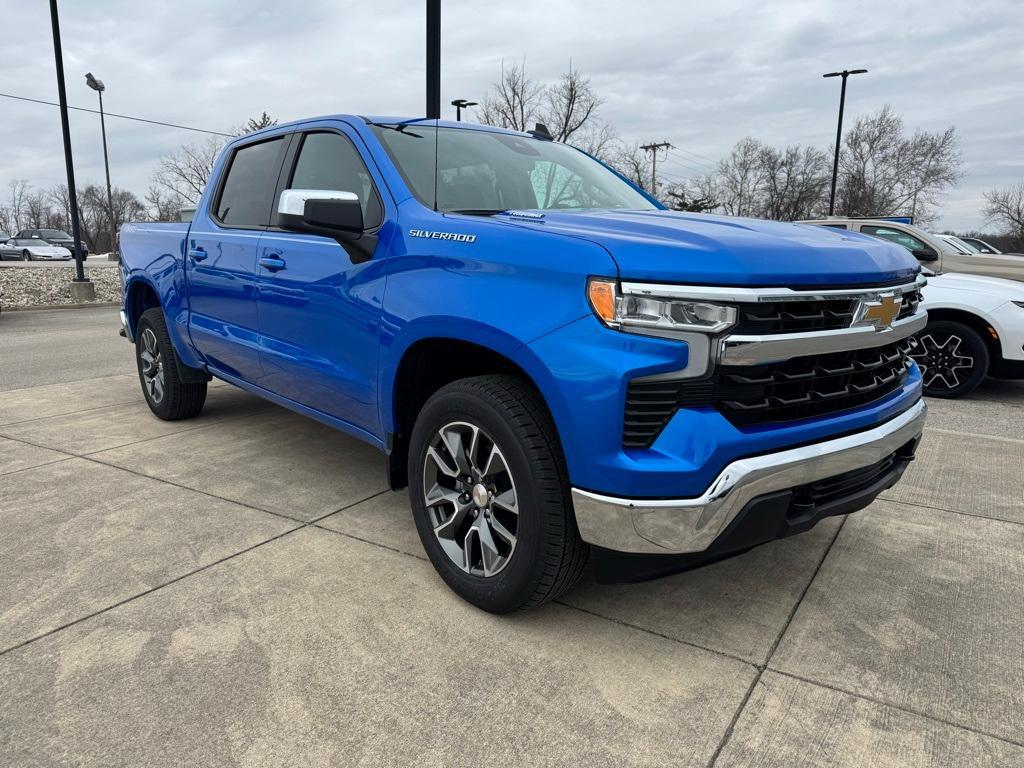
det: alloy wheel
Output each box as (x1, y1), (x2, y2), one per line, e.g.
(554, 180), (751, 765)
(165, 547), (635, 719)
(422, 421), (519, 577)
(910, 332), (975, 392)
(139, 328), (166, 405)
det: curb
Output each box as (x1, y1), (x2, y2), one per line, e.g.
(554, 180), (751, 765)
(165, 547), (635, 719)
(3, 302), (121, 312)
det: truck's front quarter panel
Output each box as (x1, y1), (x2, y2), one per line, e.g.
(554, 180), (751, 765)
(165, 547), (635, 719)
(377, 204), (618, 433)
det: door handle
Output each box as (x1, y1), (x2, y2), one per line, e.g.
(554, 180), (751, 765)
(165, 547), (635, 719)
(187, 247), (208, 262)
(259, 255), (286, 272)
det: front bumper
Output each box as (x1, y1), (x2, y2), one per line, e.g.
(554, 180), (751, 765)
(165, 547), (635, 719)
(571, 398), (926, 555)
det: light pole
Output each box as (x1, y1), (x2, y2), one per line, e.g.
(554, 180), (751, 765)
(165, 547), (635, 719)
(48, 0), (92, 297)
(426, 0), (440, 119)
(85, 72), (116, 258)
(451, 99), (477, 122)
(823, 68), (867, 216)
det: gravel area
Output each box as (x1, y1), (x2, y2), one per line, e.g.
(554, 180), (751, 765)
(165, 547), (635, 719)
(0, 265), (122, 308)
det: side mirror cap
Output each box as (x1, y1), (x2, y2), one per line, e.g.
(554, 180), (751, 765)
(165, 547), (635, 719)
(912, 247), (939, 263)
(278, 189), (363, 235)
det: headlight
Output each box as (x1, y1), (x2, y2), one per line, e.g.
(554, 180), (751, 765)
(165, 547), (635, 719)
(588, 278), (737, 336)
(1012, 301), (1024, 310)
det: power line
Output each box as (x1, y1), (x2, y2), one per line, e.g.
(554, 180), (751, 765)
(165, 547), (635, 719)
(669, 144), (720, 165)
(660, 154), (715, 177)
(664, 149), (718, 174)
(0, 91), (232, 137)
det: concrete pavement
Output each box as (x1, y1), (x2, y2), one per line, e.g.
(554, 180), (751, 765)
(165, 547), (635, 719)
(1, 309), (1022, 766)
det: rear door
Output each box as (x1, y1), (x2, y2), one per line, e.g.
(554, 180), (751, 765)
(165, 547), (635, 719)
(185, 135), (288, 381)
(254, 127), (389, 432)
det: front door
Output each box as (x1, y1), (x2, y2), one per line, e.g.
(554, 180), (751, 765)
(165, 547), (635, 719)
(255, 128), (389, 433)
(186, 135), (287, 380)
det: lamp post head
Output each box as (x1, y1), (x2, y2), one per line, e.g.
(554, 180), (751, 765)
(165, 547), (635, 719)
(85, 72), (105, 92)
(823, 68), (868, 79)
(451, 98), (478, 109)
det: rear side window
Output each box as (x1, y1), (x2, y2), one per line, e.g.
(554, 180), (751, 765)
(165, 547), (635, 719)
(288, 132), (383, 229)
(215, 138), (285, 227)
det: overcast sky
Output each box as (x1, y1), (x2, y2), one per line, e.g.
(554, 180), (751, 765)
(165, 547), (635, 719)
(2, 0), (1021, 231)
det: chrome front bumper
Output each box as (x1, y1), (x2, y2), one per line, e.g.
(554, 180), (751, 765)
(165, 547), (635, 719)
(572, 399), (927, 554)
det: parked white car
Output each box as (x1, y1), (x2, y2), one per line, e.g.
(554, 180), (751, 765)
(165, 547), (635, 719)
(910, 270), (1024, 397)
(800, 221), (1024, 397)
(0, 237), (73, 261)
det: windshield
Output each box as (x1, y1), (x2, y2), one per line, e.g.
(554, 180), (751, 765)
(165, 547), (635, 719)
(371, 124), (656, 213)
(936, 234), (973, 254)
(39, 229), (71, 239)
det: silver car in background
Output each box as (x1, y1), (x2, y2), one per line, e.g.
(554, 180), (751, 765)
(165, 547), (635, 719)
(0, 237), (73, 261)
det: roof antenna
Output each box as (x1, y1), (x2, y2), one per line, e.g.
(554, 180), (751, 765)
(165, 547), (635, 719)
(528, 123), (553, 140)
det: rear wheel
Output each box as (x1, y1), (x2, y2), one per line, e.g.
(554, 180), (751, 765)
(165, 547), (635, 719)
(135, 308), (207, 420)
(21, 250), (31, 261)
(910, 320), (989, 398)
(408, 375), (588, 613)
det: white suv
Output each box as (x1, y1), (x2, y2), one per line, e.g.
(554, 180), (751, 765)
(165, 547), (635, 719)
(801, 218), (1024, 397)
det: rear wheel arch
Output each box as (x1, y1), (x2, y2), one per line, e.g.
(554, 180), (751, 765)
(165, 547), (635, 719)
(125, 279), (162, 338)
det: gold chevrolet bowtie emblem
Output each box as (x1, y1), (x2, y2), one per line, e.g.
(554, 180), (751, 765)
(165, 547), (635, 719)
(861, 295), (903, 329)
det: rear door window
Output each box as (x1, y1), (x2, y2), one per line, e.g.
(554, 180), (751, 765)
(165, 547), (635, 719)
(215, 138), (286, 227)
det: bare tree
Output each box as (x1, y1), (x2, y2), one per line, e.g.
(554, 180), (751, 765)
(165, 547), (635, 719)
(151, 134), (225, 206)
(608, 142), (653, 192)
(150, 113), (276, 206)
(983, 182), (1024, 242)
(7, 179), (29, 232)
(146, 186), (188, 222)
(477, 61), (543, 132)
(758, 144), (831, 221)
(541, 67), (602, 143)
(838, 105), (961, 225)
(714, 138), (767, 217)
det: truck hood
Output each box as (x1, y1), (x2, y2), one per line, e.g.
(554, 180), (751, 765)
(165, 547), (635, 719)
(504, 209), (920, 287)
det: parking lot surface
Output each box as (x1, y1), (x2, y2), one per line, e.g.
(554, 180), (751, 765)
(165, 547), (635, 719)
(1, 308), (1022, 766)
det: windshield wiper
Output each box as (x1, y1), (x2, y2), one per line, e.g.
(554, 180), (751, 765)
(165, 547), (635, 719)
(447, 208), (508, 216)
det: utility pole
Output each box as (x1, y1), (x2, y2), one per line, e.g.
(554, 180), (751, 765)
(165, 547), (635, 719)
(823, 68), (867, 216)
(48, 0), (93, 299)
(640, 141), (672, 197)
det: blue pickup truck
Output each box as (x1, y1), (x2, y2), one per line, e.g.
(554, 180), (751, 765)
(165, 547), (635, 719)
(119, 116), (927, 612)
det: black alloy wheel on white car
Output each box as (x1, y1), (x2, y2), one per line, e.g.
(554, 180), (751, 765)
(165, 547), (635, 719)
(910, 320), (989, 398)
(22, 250), (31, 261)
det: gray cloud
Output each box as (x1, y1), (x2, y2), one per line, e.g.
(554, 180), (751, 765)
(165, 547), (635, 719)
(2, 0), (1020, 231)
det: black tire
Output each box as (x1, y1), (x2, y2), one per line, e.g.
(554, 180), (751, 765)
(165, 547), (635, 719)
(22, 250), (31, 261)
(910, 320), (989, 398)
(135, 307), (207, 420)
(408, 375), (588, 613)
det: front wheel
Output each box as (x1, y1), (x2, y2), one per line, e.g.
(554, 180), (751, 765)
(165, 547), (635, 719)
(21, 250), (31, 261)
(408, 375), (588, 613)
(135, 307), (208, 420)
(910, 320), (989, 398)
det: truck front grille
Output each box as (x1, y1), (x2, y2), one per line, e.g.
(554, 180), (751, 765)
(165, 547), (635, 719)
(623, 338), (915, 448)
(731, 288), (923, 336)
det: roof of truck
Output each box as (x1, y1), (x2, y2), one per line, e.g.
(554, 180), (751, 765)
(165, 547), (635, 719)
(247, 114), (532, 138)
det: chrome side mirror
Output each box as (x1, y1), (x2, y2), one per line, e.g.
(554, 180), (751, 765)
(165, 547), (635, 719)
(278, 189), (363, 234)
